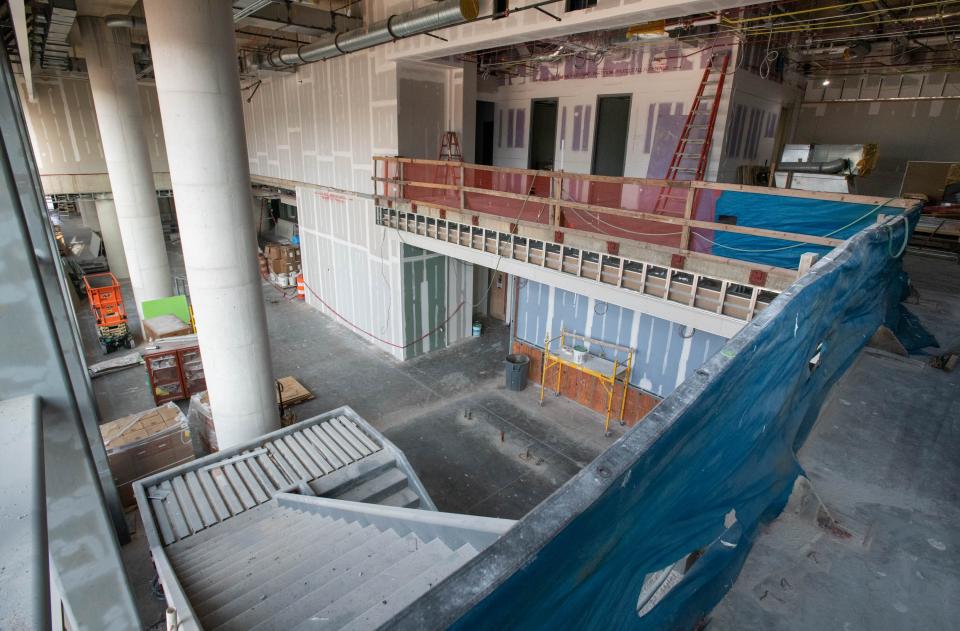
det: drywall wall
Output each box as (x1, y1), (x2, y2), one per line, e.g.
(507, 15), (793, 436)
(19, 76), (168, 178)
(482, 40), (737, 181)
(244, 49), (407, 358)
(514, 278), (727, 397)
(297, 184), (406, 359)
(397, 59), (475, 161)
(796, 73), (960, 197)
(243, 50), (473, 359)
(718, 70), (793, 183)
(401, 245), (473, 359)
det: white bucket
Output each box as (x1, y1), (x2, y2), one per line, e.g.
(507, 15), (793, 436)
(573, 345), (588, 364)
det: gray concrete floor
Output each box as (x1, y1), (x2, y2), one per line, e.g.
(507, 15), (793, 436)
(60, 213), (624, 626)
(709, 253), (960, 630)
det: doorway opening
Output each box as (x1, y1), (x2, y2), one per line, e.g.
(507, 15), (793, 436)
(592, 95), (631, 176)
(528, 98), (558, 170)
(474, 265), (509, 323)
(475, 101), (495, 166)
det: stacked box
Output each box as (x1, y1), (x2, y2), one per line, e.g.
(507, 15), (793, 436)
(100, 403), (194, 508)
(264, 243), (301, 275)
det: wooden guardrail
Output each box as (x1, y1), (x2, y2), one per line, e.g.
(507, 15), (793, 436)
(371, 156), (912, 260)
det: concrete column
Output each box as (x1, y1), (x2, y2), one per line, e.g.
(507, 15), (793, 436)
(94, 198), (130, 279)
(144, 0), (279, 447)
(76, 199), (100, 231)
(78, 17), (171, 314)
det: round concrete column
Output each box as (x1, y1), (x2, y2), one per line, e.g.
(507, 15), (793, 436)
(76, 199), (100, 231)
(78, 17), (171, 314)
(94, 198), (129, 279)
(144, 0), (279, 447)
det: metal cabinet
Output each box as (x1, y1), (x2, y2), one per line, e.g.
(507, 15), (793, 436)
(144, 345), (206, 406)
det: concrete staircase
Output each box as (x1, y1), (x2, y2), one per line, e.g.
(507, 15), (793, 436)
(310, 449), (424, 509)
(135, 408), (514, 630)
(164, 497), (511, 630)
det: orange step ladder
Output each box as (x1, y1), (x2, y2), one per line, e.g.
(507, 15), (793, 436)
(654, 52), (731, 215)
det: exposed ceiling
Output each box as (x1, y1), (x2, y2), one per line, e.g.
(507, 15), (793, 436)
(4, 0), (959, 89)
(1, 0), (363, 81)
(460, 0), (960, 84)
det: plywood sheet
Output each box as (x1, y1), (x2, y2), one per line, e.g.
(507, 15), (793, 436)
(101, 402), (186, 450)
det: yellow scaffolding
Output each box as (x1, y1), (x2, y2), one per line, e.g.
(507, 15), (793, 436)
(539, 327), (635, 436)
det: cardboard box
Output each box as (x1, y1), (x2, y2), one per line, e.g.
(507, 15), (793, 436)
(268, 257), (300, 275)
(100, 403), (194, 508)
(143, 314), (193, 341)
(263, 243), (284, 260)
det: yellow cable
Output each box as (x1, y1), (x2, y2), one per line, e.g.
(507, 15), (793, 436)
(723, 0), (959, 25)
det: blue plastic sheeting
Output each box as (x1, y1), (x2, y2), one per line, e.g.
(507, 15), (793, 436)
(708, 191), (900, 269)
(514, 279), (727, 397)
(390, 212), (920, 630)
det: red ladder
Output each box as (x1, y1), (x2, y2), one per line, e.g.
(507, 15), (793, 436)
(438, 131), (463, 161)
(436, 131), (463, 204)
(654, 52), (730, 215)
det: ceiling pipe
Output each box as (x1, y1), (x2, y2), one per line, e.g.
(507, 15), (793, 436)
(778, 159), (848, 174)
(105, 15), (146, 29)
(255, 0), (479, 70)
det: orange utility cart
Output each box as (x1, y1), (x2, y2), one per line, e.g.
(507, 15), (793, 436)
(83, 272), (135, 353)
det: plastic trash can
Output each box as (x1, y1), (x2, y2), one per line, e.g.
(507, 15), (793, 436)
(505, 353), (530, 391)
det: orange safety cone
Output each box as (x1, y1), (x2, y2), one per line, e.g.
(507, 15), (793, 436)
(296, 273), (305, 301)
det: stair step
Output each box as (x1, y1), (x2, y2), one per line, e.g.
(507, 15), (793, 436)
(171, 508), (321, 576)
(190, 517), (359, 608)
(379, 487), (421, 509)
(205, 525), (400, 629)
(175, 511), (346, 585)
(334, 467), (409, 504)
(196, 521), (384, 620)
(294, 538), (456, 630)
(229, 530), (423, 630)
(166, 500), (284, 555)
(339, 543), (480, 631)
(309, 449), (396, 497)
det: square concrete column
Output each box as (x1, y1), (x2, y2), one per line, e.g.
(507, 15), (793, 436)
(144, 0), (279, 447)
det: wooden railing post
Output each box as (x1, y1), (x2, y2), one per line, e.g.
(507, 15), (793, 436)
(680, 183), (696, 252)
(459, 163), (465, 213)
(552, 171), (562, 227)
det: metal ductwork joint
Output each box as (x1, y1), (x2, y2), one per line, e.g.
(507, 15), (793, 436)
(104, 14), (147, 29)
(256, 0), (479, 70)
(777, 159), (849, 174)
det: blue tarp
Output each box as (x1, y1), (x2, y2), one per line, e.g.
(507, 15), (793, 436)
(425, 211), (923, 630)
(709, 191), (900, 269)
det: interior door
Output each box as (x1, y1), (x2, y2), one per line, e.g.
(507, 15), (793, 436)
(529, 99), (559, 170)
(592, 95), (631, 176)
(488, 271), (508, 321)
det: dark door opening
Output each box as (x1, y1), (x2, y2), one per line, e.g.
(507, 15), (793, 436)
(592, 95), (631, 176)
(475, 100), (495, 166)
(528, 99), (558, 170)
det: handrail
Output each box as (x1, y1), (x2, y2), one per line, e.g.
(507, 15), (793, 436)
(551, 327), (635, 354)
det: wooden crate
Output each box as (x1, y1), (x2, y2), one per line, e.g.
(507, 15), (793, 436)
(100, 403), (194, 508)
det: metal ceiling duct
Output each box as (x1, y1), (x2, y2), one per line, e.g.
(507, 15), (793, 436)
(257, 0), (479, 69)
(105, 15), (146, 29)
